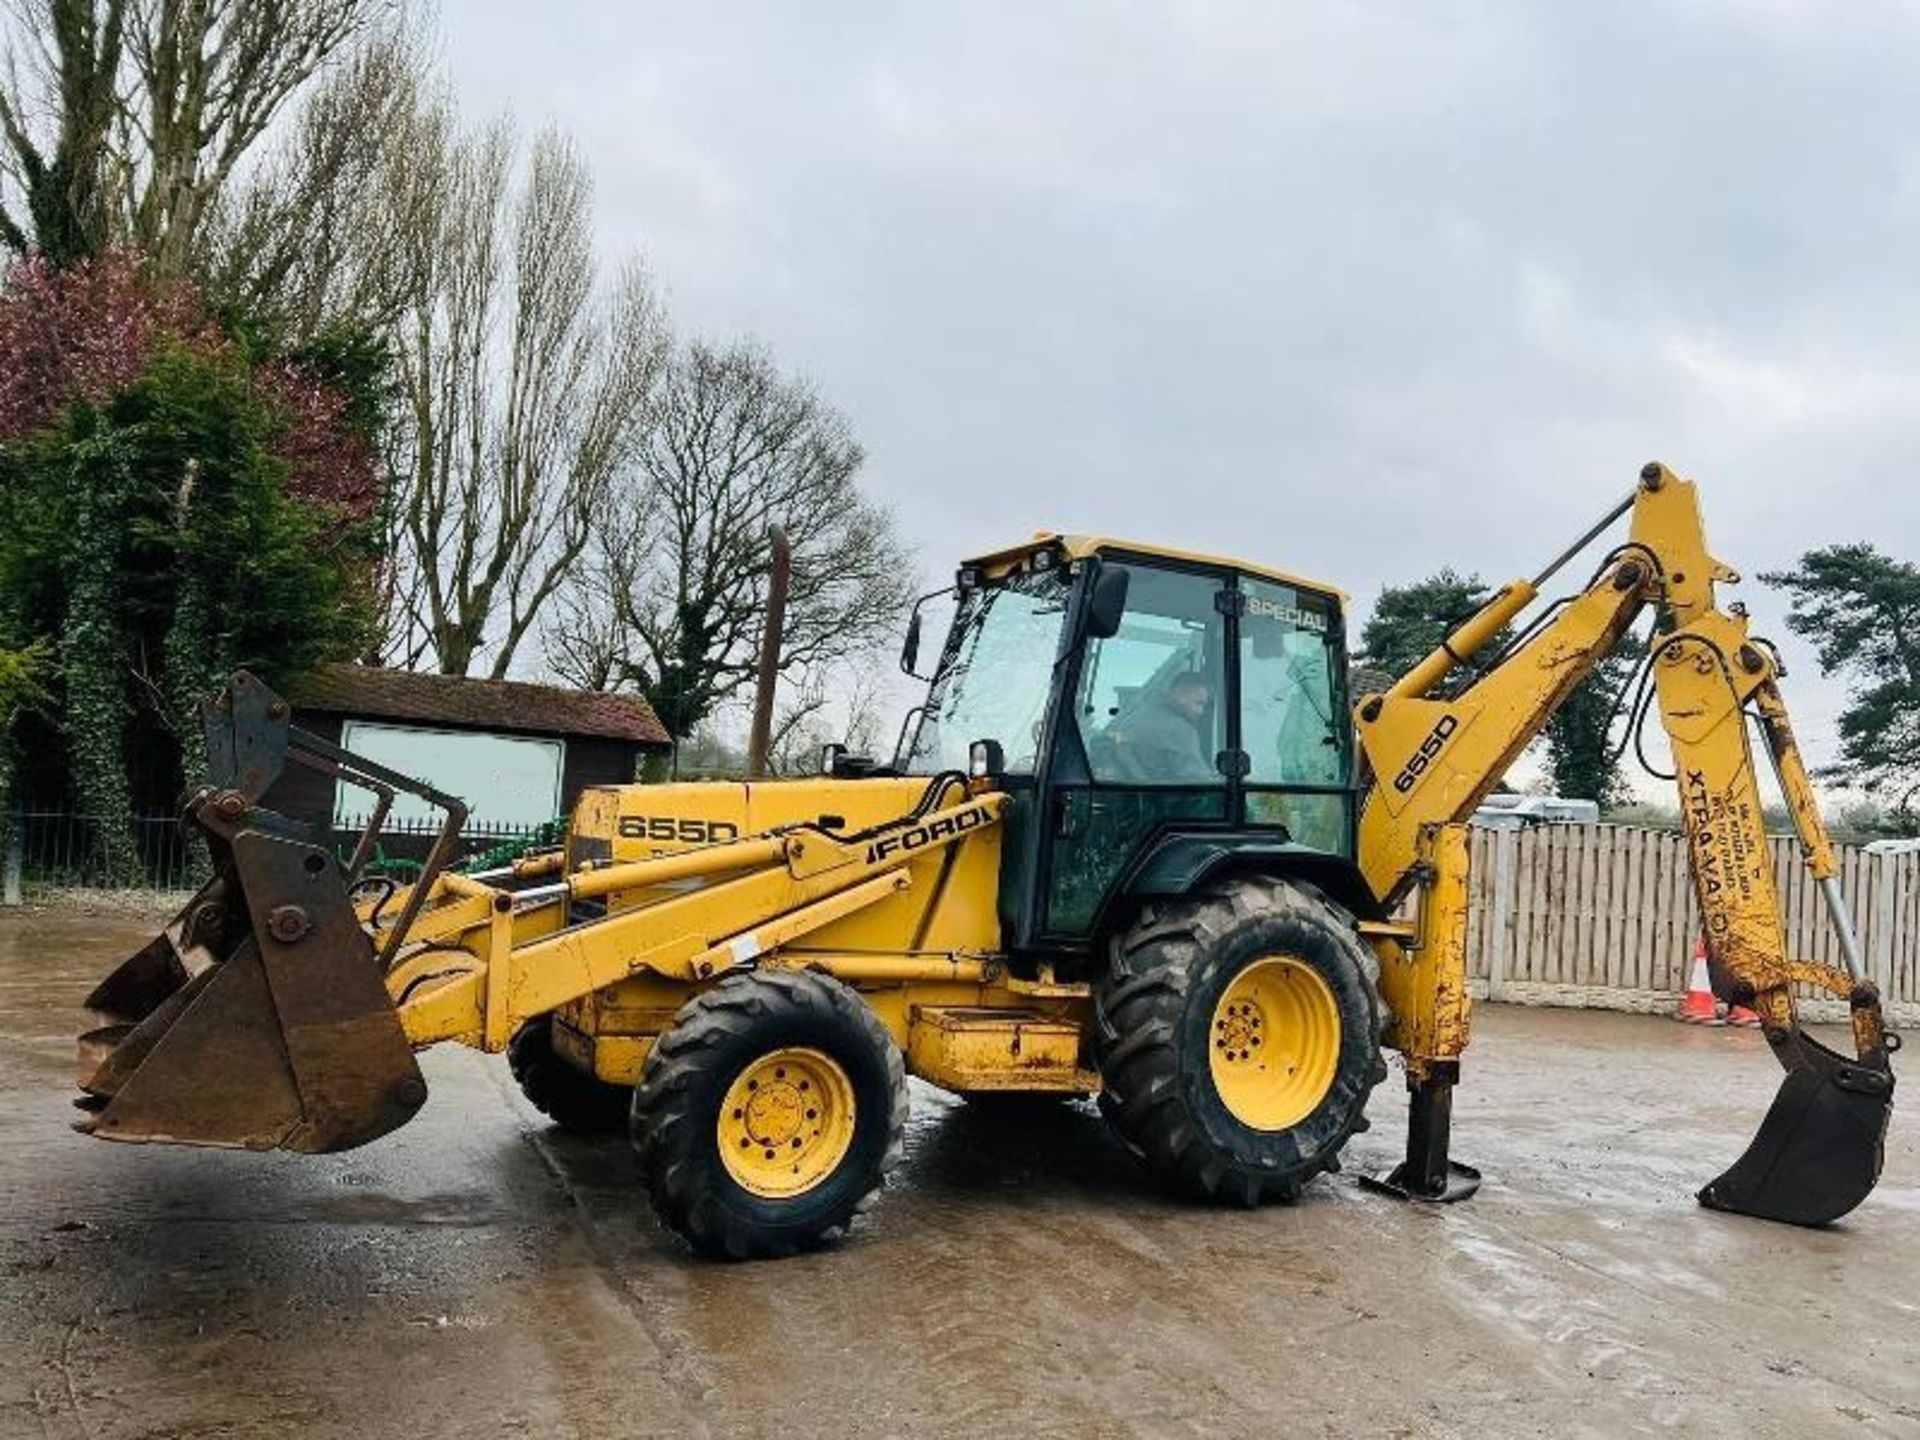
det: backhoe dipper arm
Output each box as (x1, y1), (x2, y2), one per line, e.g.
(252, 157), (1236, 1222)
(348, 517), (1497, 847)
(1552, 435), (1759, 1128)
(1353, 462), (1894, 1225)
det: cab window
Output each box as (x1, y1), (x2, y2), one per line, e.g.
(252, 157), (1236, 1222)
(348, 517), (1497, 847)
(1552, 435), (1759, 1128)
(1073, 565), (1228, 786)
(1239, 577), (1350, 853)
(906, 567), (1071, 776)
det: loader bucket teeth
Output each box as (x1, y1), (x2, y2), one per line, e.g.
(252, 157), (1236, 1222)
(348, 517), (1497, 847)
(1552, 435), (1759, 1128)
(1698, 1031), (1893, 1228)
(74, 814), (427, 1153)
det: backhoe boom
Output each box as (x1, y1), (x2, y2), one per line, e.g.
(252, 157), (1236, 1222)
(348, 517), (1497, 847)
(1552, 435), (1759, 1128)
(1354, 462), (1894, 1224)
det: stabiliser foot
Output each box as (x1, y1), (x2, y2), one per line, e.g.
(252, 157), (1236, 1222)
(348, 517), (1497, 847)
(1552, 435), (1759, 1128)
(1357, 1072), (1483, 1204)
(1362, 1157), (1483, 1203)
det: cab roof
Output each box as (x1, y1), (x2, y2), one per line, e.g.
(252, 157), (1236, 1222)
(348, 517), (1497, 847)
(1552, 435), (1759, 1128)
(962, 532), (1348, 604)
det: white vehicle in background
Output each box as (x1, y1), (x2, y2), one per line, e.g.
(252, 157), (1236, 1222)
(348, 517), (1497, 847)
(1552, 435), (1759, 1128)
(1863, 837), (1920, 857)
(1471, 793), (1601, 831)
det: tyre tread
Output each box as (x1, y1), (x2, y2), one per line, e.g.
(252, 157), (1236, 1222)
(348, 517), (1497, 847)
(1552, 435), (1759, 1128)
(506, 1018), (632, 1133)
(631, 969), (906, 1259)
(1094, 874), (1386, 1203)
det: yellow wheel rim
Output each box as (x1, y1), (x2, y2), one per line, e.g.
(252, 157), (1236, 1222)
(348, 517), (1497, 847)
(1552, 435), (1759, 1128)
(718, 1047), (857, 1199)
(1208, 956), (1341, 1131)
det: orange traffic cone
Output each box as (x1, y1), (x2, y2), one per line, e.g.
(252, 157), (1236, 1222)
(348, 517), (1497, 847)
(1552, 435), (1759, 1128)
(1725, 1003), (1763, 1028)
(1678, 936), (1724, 1025)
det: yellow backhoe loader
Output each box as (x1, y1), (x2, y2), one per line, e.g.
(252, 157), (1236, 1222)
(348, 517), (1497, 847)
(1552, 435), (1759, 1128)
(73, 463), (1897, 1257)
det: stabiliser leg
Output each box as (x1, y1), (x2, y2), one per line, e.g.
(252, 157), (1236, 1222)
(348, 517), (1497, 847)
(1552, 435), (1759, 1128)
(1360, 1067), (1482, 1203)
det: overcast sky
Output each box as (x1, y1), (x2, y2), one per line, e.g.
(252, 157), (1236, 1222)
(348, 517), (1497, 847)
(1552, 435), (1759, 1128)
(445, 2), (1920, 783)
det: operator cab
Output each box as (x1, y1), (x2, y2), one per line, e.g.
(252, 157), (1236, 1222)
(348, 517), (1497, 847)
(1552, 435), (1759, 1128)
(900, 534), (1355, 958)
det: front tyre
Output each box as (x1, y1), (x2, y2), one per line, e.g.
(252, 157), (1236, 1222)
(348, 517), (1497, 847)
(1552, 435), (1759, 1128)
(1094, 874), (1386, 1205)
(631, 970), (907, 1259)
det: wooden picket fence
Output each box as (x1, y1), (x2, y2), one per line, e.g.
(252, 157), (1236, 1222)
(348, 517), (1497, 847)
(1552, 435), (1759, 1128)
(1456, 824), (1920, 1025)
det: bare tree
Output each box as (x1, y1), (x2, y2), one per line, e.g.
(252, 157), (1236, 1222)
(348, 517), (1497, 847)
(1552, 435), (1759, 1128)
(198, 28), (440, 342)
(540, 475), (655, 691)
(119, 0), (395, 280)
(0, 0), (394, 273)
(0, 0), (126, 260)
(547, 339), (913, 739)
(392, 123), (667, 678)
(766, 661), (893, 776)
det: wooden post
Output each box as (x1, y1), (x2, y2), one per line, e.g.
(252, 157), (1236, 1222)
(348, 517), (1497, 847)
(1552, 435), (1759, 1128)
(3, 819), (20, 906)
(745, 525), (792, 781)
(1484, 826), (1515, 1001)
(1870, 849), (1898, 993)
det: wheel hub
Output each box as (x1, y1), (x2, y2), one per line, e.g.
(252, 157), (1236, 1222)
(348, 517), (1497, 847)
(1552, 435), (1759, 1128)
(1208, 956), (1341, 1131)
(718, 1046), (857, 1198)
(742, 1078), (805, 1147)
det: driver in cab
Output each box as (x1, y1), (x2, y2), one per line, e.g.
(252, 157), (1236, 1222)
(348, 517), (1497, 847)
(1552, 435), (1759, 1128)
(1116, 671), (1215, 782)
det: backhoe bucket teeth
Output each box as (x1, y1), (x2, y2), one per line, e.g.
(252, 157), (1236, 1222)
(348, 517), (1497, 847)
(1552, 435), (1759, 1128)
(74, 802), (426, 1153)
(1698, 1031), (1893, 1227)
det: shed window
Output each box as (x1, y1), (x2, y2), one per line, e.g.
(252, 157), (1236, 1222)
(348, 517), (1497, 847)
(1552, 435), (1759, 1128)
(335, 722), (565, 828)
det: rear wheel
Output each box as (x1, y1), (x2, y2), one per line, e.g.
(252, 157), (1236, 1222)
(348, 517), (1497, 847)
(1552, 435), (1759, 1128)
(507, 1018), (632, 1132)
(631, 970), (906, 1259)
(1094, 874), (1386, 1204)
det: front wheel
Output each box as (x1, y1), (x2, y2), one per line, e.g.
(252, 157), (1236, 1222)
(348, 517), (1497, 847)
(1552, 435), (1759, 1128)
(1094, 874), (1386, 1204)
(631, 970), (907, 1259)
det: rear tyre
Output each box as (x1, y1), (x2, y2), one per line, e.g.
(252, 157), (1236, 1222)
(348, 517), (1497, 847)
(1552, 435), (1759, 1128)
(1094, 874), (1386, 1204)
(631, 970), (907, 1260)
(507, 1018), (632, 1132)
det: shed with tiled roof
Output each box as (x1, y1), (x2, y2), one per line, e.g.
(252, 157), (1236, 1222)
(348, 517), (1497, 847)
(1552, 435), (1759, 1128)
(263, 665), (670, 857)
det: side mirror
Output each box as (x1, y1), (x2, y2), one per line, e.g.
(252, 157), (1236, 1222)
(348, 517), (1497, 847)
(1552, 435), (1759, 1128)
(900, 611), (924, 677)
(1084, 563), (1130, 643)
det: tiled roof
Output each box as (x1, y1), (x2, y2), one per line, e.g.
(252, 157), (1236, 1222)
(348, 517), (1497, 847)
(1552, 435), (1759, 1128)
(287, 664), (671, 746)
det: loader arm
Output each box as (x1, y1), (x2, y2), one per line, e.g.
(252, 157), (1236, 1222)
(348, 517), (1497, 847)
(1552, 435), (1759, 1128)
(1355, 462), (1894, 1224)
(71, 668), (1010, 1153)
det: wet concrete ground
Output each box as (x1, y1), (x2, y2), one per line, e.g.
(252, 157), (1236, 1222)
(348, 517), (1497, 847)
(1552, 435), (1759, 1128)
(2, 908), (1916, 1440)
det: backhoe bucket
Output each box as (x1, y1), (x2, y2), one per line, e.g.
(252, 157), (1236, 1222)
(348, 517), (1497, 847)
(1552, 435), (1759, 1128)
(1698, 1031), (1894, 1227)
(72, 671), (449, 1153)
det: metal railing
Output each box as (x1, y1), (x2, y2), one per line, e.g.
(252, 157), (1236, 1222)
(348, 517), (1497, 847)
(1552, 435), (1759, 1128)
(1, 811), (565, 902)
(1, 811), (206, 895)
(333, 814), (564, 880)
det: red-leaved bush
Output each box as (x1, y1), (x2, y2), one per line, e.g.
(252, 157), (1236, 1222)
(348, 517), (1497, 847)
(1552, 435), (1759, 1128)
(0, 252), (218, 443)
(0, 252), (380, 529)
(253, 360), (381, 527)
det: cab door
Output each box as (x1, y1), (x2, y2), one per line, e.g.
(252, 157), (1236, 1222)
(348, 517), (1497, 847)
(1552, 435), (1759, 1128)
(1039, 561), (1235, 939)
(1236, 576), (1353, 856)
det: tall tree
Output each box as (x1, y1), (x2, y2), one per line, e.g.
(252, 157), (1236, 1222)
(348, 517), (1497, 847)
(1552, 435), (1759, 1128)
(544, 340), (913, 739)
(1358, 568), (1632, 802)
(1762, 544), (1920, 815)
(0, 252), (379, 870)
(197, 28), (438, 345)
(0, 0), (395, 276)
(0, 0), (126, 262)
(1355, 569), (1510, 690)
(389, 124), (666, 677)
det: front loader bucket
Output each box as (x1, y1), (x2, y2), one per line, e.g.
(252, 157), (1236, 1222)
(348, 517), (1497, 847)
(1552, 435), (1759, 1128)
(1698, 1031), (1893, 1227)
(72, 671), (450, 1153)
(76, 812), (426, 1151)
